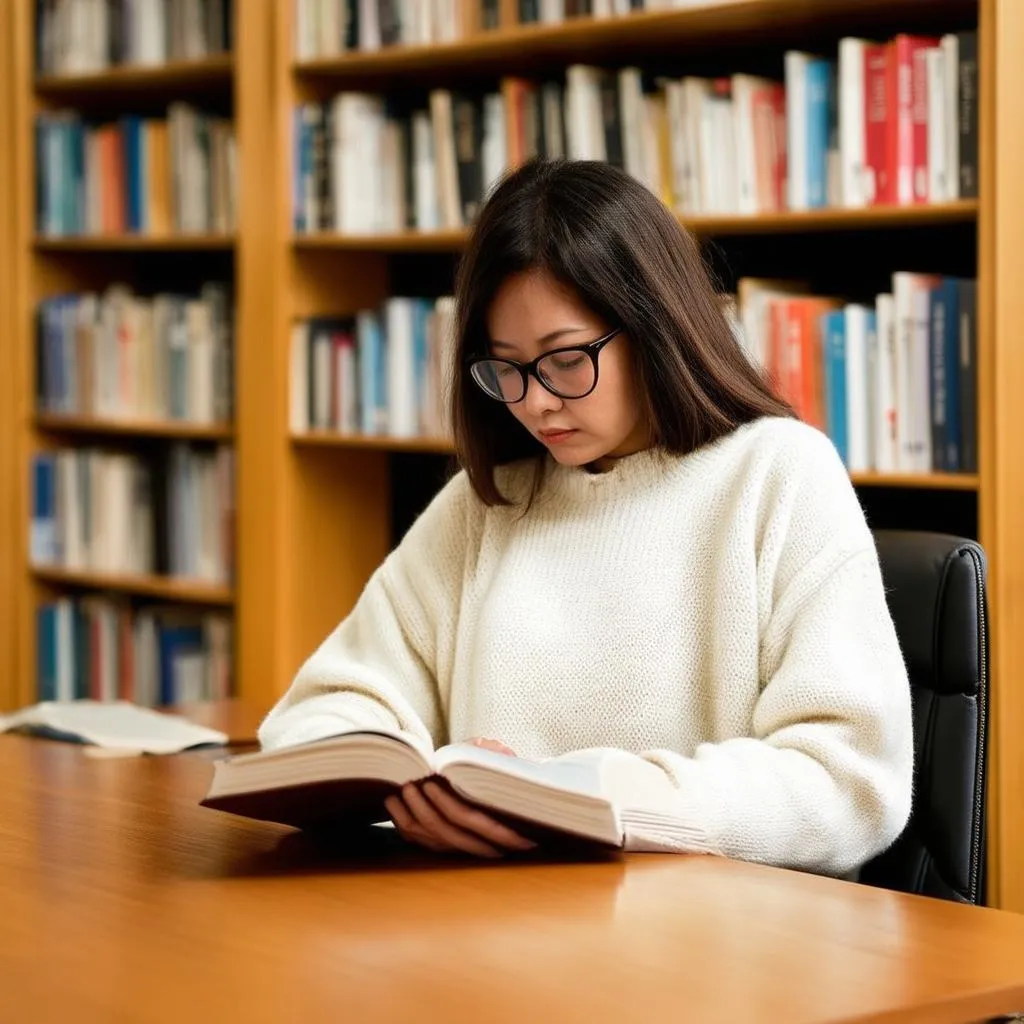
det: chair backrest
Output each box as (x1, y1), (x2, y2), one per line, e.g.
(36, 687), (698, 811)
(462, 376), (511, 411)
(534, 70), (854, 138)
(859, 531), (989, 904)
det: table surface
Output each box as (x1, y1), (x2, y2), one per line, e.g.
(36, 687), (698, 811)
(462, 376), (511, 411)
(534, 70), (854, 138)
(2, 733), (1024, 1024)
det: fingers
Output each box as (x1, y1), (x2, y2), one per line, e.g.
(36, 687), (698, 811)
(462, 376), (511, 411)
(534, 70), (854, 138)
(400, 783), (503, 859)
(469, 737), (516, 756)
(421, 781), (536, 852)
(384, 794), (446, 852)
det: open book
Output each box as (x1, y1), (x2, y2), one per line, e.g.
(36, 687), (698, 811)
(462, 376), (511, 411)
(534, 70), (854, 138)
(200, 729), (698, 850)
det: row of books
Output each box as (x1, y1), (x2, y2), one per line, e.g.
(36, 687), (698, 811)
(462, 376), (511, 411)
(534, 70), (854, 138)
(292, 34), (977, 233)
(36, 597), (232, 706)
(36, 105), (237, 237)
(290, 296), (456, 439)
(36, 283), (233, 425)
(30, 444), (235, 583)
(295, 0), (715, 56)
(735, 275), (977, 474)
(37, 0), (233, 76)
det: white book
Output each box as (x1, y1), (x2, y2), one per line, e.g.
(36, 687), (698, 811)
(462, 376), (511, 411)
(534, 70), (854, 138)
(336, 339), (358, 434)
(874, 294), (899, 472)
(290, 322), (310, 432)
(0, 700), (227, 754)
(202, 728), (704, 855)
(785, 51), (810, 210)
(99, 605), (118, 702)
(541, 0), (565, 23)
(358, 0), (381, 50)
(926, 48), (948, 202)
(618, 68), (646, 183)
(412, 111), (439, 231)
(942, 34), (960, 200)
(386, 299), (418, 439)
(312, 327), (333, 429)
(844, 305), (871, 472)
(731, 75), (761, 215)
(481, 93), (508, 200)
(565, 66), (605, 161)
(56, 600), (75, 703)
(294, 0), (315, 59)
(838, 38), (867, 207)
(429, 90), (462, 230)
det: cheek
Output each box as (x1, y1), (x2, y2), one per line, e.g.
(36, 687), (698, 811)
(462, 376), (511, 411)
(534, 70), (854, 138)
(583, 352), (640, 428)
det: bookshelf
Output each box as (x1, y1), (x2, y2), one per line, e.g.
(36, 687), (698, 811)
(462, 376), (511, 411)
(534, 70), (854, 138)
(2, 0), (1023, 913)
(6, 0), (241, 713)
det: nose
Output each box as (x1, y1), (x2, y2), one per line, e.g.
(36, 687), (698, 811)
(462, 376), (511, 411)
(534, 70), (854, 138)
(521, 373), (563, 417)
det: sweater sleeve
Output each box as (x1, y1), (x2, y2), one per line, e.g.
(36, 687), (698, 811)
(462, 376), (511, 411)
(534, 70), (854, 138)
(606, 432), (915, 876)
(256, 472), (476, 753)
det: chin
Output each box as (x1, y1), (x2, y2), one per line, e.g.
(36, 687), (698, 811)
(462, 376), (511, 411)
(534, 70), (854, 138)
(546, 442), (607, 467)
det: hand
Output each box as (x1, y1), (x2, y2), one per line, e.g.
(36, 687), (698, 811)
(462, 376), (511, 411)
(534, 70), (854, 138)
(384, 739), (535, 858)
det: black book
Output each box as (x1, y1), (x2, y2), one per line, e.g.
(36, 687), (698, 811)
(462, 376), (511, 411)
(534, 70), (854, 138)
(600, 73), (624, 169)
(453, 94), (485, 224)
(957, 279), (977, 473)
(378, 0), (402, 47)
(519, 0), (540, 23)
(957, 31), (978, 199)
(343, 0), (359, 51)
(481, 0), (500, 30)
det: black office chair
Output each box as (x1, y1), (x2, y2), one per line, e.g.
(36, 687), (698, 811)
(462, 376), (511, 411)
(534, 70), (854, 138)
(859, 531), (989, 904)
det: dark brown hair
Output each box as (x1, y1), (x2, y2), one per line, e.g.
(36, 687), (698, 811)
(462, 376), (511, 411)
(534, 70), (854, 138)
(451, 159), (793, 505)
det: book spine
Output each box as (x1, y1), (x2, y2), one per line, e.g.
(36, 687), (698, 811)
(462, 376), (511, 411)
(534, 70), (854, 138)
(958, 278), (977, 472)
(957, 31), (978, 199)
(929, 282), (948, 471)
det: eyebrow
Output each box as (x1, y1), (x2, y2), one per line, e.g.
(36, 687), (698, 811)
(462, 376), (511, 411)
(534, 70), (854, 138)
(490, 327), (591, 353)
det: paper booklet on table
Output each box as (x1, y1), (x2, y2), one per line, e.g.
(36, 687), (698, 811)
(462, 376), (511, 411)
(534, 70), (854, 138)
(200, 728), (700, 850)
(0, 700), (228, 754)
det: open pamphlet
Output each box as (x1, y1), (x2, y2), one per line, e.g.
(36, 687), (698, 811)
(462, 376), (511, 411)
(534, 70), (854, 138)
(200, 728), (703, 851)
(0, 700), (228, 754)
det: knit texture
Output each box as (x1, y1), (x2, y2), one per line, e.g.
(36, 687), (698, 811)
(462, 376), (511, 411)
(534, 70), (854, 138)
(259, 417), (914, 876)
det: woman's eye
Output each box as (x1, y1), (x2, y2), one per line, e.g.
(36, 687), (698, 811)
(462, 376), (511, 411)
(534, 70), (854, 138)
(552, 354), (586, 371)
(496, 364), (518, 378)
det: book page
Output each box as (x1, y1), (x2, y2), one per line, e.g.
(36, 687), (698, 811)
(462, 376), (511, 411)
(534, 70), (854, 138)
(0, 701), (227, 755)
(433, 743), (605, 797)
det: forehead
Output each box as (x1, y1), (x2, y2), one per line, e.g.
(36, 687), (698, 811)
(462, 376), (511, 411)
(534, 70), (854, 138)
(486, 270), (601, 339)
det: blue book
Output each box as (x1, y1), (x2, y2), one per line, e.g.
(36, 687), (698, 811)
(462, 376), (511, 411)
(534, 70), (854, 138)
(805, 60), (834, 209)
(941, 279), (961, 472)
(37, 604), (58, 703)
(158, 624), (205, 706)
(31, 454), (56, 564)
(70, 120), (85, 234)
(121, 117), (142, 232)
(357, 312), (382, 434)
(822, 311), (848, 465)
(413, 299), (432, 428)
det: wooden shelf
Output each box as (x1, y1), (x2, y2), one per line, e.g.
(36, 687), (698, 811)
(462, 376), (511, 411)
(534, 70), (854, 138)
(33, 234), (236, 252)
(292, 432), (457, 455)
(292, 435), (980, 490)
(849, 471), (980, 491)
(294, 230), (469, 252)
(30, 566), (234, 606)
(34, 55), (233, 98)
(294, 0), (975, 83)
(294, 202), (978, 252)
(34, 415), (234, 441)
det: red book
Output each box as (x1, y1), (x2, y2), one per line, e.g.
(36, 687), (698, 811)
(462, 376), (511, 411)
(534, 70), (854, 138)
(864, 43), (891, 204)
(893, 35), (938, 205)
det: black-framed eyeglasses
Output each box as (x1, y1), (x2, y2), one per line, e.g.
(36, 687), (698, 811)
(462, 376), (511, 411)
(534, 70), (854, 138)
(468, 328), (622, 404)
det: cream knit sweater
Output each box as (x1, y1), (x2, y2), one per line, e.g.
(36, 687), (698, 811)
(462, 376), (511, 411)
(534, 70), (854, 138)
(259, 417), (914, 876)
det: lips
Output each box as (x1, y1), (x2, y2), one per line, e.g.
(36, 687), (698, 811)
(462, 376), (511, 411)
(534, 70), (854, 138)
(538, 428), (577, 445)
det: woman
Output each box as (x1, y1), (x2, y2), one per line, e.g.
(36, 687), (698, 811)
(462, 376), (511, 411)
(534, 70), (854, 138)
(259, 159), (913, 877)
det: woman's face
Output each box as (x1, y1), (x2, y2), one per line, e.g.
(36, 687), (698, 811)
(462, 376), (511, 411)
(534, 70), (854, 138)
(484, 269), (651, 471)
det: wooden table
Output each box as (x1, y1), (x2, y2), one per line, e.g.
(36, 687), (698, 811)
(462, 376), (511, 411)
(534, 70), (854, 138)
(2, 736), (1024, 1024)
